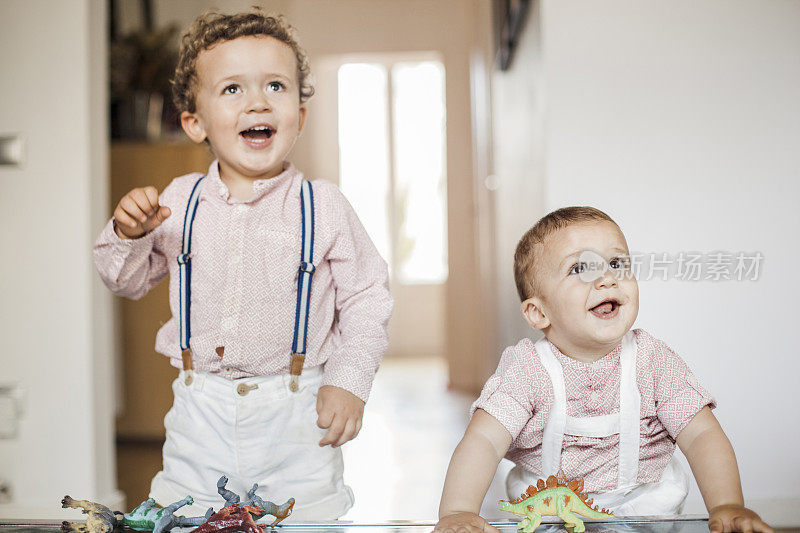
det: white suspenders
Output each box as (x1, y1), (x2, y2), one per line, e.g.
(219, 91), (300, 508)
(178, 176), (316, 392)
(536, 332), (641, 489)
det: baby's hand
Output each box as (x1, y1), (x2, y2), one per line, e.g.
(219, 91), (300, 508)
(316, 385), (364, 447)
(709, 504), (773, 533)
(433, 512), (499, 533)
(114, 186), (171, 239)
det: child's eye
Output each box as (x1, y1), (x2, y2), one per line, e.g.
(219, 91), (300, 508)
(222, 85), (240, 95)
(610, 257), (631, 270)
(569, 262), (587, 275)
(267, 81), (285, 92)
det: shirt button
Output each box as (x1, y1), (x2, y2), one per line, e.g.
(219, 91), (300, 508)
(230, 254), (241, 265)
(587, 391), (600, 407)
(222, 317), (235, 331)
(236, 205), (247, 214)
(218, 186), (226, 196)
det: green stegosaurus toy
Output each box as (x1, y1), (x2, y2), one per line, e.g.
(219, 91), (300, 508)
(499, 472), (613, 532)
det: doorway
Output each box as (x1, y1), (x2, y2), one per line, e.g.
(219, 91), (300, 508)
(313, 52), (448, 359)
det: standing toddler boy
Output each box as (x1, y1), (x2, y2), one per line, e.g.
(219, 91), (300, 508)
(94, 10), (392, 520)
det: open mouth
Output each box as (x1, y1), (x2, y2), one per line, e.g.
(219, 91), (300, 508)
(239, 125), (276, 146)
(590, 299), (620, 319)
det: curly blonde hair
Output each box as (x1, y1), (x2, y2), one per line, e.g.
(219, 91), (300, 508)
(171, 9), (314, 113)
(514, 206), (619, 301)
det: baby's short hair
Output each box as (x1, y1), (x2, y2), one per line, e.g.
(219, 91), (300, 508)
(171, 9), (314, 113)
(514, 206), (618, 301)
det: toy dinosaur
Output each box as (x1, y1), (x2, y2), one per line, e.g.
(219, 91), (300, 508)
(215, 476), (295, 527)
(122, 496), (211, 533)
(498, 472), (613, 533)
(60, 495), (121, 533)
(189, 504), (268, 533)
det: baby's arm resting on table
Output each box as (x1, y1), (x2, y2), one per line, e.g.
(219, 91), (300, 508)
(316, 385), (365, 447)
(676, 406), (773, 533)
(434, 409), (513, 533)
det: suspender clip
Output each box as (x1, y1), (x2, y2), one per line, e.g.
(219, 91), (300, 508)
(299, 261), (316, 274)
(289, 353), (306, 392)
(182, 349), (194, 385)
(182, 349), (194, 370)
(181, 348), (194, 370)
(177, 253), (191, 265)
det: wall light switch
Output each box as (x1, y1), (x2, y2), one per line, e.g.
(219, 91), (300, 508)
(0, 383), (25, 439)
(0, 134), (25, 168)
(0, 479), (10, 504)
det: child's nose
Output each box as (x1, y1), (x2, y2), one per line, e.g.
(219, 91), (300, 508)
(246, 92), (271, 113)
(594, 270), (618, 288)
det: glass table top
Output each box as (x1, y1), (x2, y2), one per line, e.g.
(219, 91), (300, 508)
(0, 517), (710, 533)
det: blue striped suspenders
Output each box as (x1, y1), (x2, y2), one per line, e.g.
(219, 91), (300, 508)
(178, 176), (206, 384)
(289, 179), (316, 391)
(178, 177), (316, 392)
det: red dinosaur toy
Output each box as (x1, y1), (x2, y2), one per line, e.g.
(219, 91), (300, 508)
(189, 504), (269, 533)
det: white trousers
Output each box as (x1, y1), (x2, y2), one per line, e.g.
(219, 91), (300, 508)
(149, 366), (353, 521)
(506, 454), (689, 516)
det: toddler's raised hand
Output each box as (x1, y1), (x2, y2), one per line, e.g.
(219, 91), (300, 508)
(709, 504), (773, 533)
(433, 512), (499, 533)
(114, 186), (171, 239)
(316, 385), (364, 447)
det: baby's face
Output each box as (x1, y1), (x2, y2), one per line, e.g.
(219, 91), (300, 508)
(181, 35), (306, 181)
(524, 221), (639, 360)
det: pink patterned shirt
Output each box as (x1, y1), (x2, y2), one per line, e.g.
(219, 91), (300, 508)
(472, 329), (715, 492)
(94, 161), (392, 402)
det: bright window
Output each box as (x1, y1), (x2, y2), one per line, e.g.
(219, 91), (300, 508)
(337, 63), (392, 265)
(338, 59), (448, 284)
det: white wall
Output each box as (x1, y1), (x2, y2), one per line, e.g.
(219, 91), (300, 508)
(492, 0), (800, 525)
(490, 0), (546, 348)
(0, 0), (118, 518)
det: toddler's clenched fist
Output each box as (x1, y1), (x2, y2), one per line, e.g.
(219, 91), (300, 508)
(113, 186), (171, 239)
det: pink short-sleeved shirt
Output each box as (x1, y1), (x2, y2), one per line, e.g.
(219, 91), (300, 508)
(93, 161), (392, 402)
(472, 329), (715, 492)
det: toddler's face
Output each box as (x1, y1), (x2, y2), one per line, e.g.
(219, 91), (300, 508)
(181, 35), (306, 181)
(523, 221), (639, 359)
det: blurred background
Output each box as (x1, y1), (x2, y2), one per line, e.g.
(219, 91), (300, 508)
(0, 0), (798, 528)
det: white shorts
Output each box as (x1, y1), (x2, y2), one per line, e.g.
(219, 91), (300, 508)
(149, 366), (354, 521)
(505, 455), (689, 516)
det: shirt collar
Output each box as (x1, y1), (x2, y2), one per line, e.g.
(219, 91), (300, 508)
(548, 338), (623, 368)
(202, 160), (303, 203)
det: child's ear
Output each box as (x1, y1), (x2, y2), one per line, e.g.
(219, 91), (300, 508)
(521, 297), (550, 330)
(297, 106), (307, 136)
(180, 111), (207, 144)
